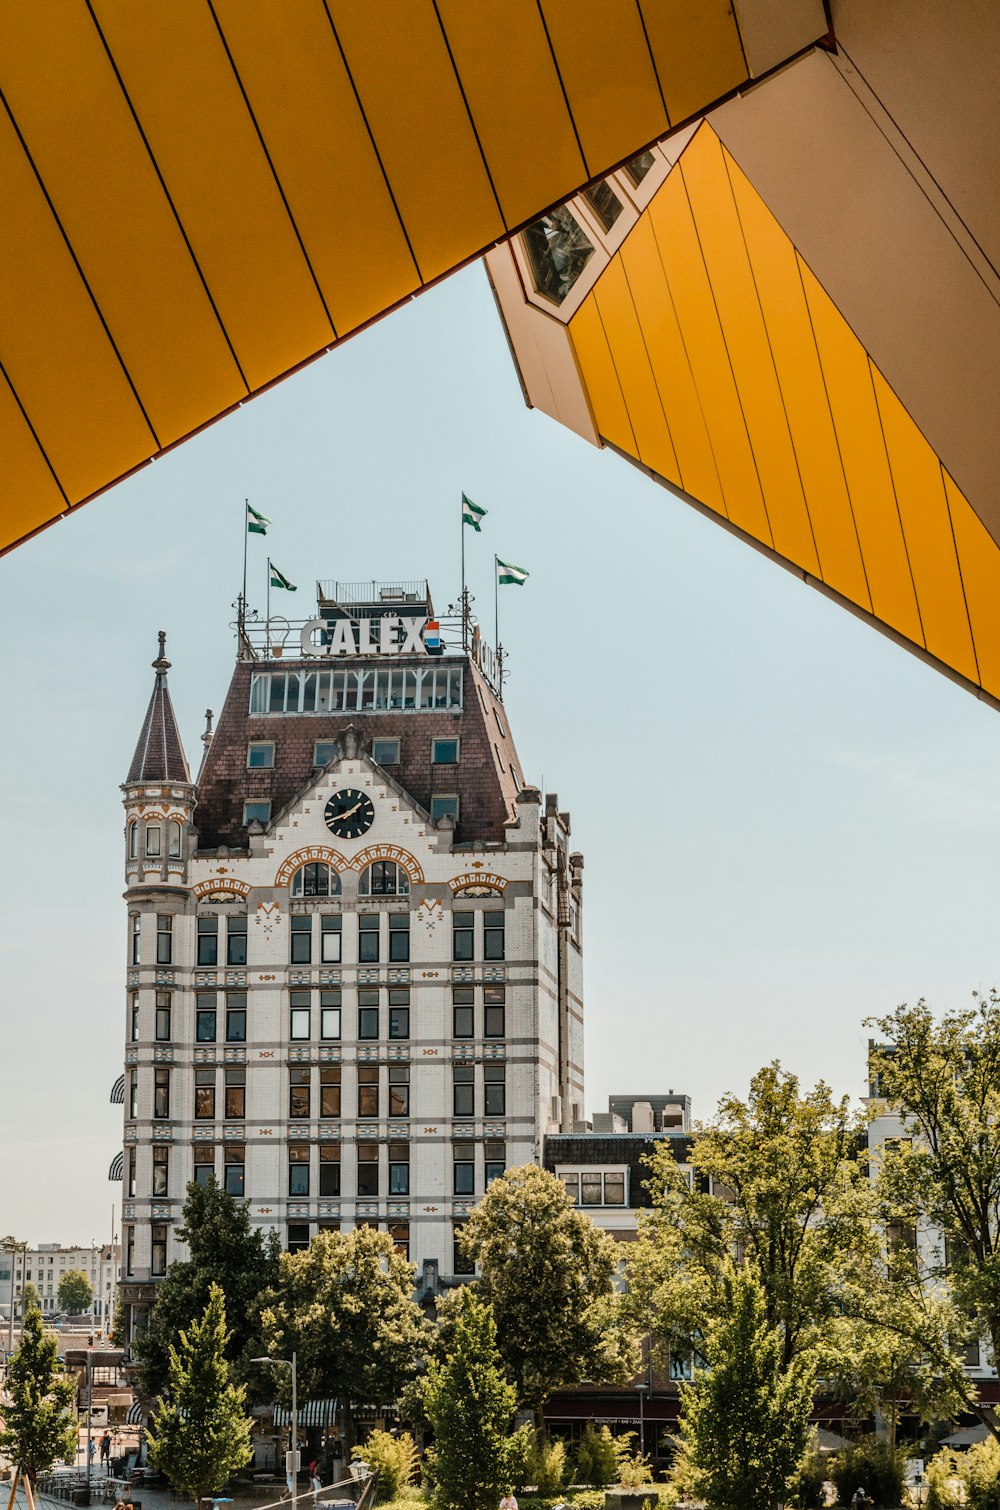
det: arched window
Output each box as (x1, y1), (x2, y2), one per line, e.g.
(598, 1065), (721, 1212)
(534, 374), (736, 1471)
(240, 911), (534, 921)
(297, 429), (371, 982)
(359, 861), (409, 897)
(291, 863), (341, 898)
(128, 822), (138, 859)
(167, 821), (182, 858)
(145, 824), (161, 857)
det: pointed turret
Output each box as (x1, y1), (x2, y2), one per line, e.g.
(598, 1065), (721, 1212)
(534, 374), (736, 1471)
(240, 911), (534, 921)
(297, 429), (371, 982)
(127, 630), (191, 782)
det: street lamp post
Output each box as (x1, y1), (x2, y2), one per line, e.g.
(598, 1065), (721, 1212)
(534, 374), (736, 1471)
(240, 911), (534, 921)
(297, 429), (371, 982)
(86, 1348), (94, 1500)
(635, 1382), (648, 1459)
(251, 1354), (298, 1510)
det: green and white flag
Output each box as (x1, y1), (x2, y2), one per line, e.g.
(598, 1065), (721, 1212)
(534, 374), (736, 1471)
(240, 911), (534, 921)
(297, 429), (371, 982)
(247, 503), (271, 535)
(462, 493), (487, 531)
(496, 556), (529, 586)
(269, 561), (297, 591)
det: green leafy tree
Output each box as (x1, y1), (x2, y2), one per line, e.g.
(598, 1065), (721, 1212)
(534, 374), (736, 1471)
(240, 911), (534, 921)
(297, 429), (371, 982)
(868, 994), (1000, 1439)
(21, 1281), (41, 1314)
(145, 1283), (253, 1504)
(574, 1423), (621, 1488)
(421, 1289), (524, 1510)
(461, 1164), (637, 1411)
(57, 1270), (93, 1316)
(0, 1309), (78, 1485)
(351, 1430), (420, 1501)
(136, 1180), (280, 1401)
(680, 1263), (815, 1510)
(258, 1227), (427, 1447)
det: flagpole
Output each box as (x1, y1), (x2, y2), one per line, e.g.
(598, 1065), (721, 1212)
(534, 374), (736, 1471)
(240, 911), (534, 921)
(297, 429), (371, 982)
(266, 557), (271, 654)
(461, 495), (466, 650)
(239, 499), (249, 651)
(494, 554), (499, 654)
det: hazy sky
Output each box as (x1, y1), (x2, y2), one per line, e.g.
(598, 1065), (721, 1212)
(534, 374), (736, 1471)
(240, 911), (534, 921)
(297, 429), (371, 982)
(2, 261), (999, 1243)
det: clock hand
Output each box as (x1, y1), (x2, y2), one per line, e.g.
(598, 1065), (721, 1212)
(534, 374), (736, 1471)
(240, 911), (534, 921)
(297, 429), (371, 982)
(338, 800), (363, 820)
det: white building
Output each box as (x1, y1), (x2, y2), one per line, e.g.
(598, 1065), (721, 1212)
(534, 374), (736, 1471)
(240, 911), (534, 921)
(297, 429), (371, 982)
(0, 1242), (121, 1326)
(117, 581), (584, 1338)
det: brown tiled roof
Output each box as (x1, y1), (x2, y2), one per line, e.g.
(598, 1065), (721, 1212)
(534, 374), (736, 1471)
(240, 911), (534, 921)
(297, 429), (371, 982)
(127, 671), (191, 784)
(194, 655), (525, 851)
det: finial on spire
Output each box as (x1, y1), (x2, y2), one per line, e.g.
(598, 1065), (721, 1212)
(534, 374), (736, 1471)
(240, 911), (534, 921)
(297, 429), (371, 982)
(202, 709), (214, 747)
(152, 629), (171, 675)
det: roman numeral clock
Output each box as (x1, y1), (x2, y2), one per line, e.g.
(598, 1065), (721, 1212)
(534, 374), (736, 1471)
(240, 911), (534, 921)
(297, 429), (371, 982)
(324, 788), (376, 839)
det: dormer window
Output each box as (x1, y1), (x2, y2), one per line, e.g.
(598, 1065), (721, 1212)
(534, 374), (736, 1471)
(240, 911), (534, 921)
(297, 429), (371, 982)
(359, 861), (409, 897)
(247, 741), (275, 769)
(432, 738), (459, 764)
(290, 863), (341, 898)
(313, 740), (339, 767)
(243, 801), (271, 826)
(145, 824), (161, 857)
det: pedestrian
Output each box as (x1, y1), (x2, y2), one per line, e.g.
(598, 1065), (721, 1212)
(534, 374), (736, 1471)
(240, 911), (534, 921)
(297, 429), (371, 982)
(499, 1490), (518, 1510)
(850, 1489), (867, 1510)
(100, 1433), (112, 1471)
(88, 1439), (96, 1465)
(309, 1461), (322, 1502)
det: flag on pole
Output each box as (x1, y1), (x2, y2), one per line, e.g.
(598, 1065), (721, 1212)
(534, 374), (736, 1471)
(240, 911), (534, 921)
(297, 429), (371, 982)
(269, 562), (297, 591)
(462, 493), (487, 532)
(247, 503), (271, 535)
(496, 557), (529, 586)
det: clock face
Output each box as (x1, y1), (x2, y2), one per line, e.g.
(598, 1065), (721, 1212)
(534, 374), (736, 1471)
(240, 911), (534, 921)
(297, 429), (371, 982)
(324, 787), (375, 839)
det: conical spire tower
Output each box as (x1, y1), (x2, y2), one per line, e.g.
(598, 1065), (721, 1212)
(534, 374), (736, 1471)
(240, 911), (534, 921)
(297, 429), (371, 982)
(127, 630), (191, 783)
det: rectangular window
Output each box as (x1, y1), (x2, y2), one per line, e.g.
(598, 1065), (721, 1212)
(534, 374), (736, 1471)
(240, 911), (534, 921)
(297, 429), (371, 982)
(128, 1070), (138, 1120)
(453, 1064), (474, 1119)
(153, 1067), (170, 1119)
(432, 737), (459, 764)
(193, 1146), (215, 1188)
(388, 988), (409, 1040)
(197, 916), (219, 966)
(484, 985), (505, 1038)
(243, 801), (271, 826)
(313, 740), (339, 767)
(290, 914), (312, 964)
(389, 1221), (410, 1260)
(129, 990), (140, 1042)
(290, 989), (311, 1042)
(155, 991), (172, 1042)
(288, 1144), (310, 1196)
(358, 913), (380, 963)
(287, 1223), (310, 1254)
(484, 912), (505, 961)
(453, 1222), (474, 1276)
(130, 913), (141, 965)
(581, 1172), (603, 1206)
(485, 1140), (505, 1185)
(604, 1172), (626, 1205)
(389, 1141), (409, 1195)
(372, 738), (400, 765)
(389, 1065), (410, 1118)
(357, 1065), (379, 1118)
(453, 1141), (475, 1195)
(289, 1067), (311, 1119)
(321, 989), (341, 1040)
(320, 1066), (341, 1118)
(127, 1146), (137, 1198)
(195, 992), (217, 1043)
(227, 914), (248, 965)
(321, 914), (342, 963)
(156, 914), (172, 965)
(146, 824), (161, 857)
(319, 1144), (341, 1196)
(358, 987), (379, 1040)
(150, 1224), (167, 1277)
(195, 1068), (216, 1120)
(247, 741), (274, 769)
(484, 1063), (506, 1117)
(453, 986), (474, 1038)
(152, 1145), (169, 1197)
(225, 1068), (246, 1120)
(357, 1142), (379, 1197)
(226, 991), (247, 1042)
(388, 912), (410, 962)
(431, 794), (459, 825)
(453, 912), (474, 962)
(224, 1144), (245, 1198)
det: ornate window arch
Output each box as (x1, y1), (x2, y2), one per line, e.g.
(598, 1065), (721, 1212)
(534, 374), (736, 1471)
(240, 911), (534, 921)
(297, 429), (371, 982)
(291, 862), (342, 898)
(359, 860), (409, 897)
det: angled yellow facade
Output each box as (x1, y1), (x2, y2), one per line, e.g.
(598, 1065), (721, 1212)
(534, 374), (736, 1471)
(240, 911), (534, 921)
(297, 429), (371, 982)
(0, 0), (826, 556)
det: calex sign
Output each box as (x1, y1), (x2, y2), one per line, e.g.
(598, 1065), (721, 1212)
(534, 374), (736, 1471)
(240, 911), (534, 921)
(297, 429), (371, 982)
(298, 615), (442, 657)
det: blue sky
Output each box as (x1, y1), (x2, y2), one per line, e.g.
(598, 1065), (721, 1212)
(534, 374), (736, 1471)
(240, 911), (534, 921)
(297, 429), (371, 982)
(2, 260), (999, 1241)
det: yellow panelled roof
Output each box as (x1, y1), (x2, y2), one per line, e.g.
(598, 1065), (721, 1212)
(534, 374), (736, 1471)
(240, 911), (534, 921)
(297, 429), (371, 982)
(0, 0), (824, 556)
(566, 124), (1000, 708)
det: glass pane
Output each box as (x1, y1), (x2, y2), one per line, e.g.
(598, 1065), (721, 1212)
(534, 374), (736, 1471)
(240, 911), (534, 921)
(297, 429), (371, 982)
(584, 181), (623, 230)
(604, 1174), (626, 1205)
(290, 1009), (310, 1040)
(625, 149), (655, 185)
(522, 206), (595, 304)
(581, 1173), (602, 1205)
(321, 1008), (341, 1040)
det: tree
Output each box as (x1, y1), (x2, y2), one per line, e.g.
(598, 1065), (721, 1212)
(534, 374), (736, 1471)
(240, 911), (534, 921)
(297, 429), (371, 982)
(58, 1270), (93, 1316)
(136, 1180), (280, 1401)
(421, 1288), (524, 1510)
(868, 994), (1000, 1438)
(145, 1284), (253, 1504)
(258, 1227), (427, 1446)
(461, 1164), (636, 1411)
(0, 1309), (78, 1486)
(680, 1263), (816, 1510)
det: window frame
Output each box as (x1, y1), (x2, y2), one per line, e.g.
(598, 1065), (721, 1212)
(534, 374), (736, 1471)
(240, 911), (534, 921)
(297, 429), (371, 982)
(431, 737), (460, 765)
(247, 741), (275, 769)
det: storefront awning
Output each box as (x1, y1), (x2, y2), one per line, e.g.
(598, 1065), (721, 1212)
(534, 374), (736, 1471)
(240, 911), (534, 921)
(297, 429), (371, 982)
(273, 1398), (338, 1428)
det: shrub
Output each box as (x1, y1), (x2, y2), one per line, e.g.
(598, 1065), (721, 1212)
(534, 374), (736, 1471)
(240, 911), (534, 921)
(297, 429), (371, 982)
(827, 1438), (908, 1508)
(525, 1434), (569, 1494)
(353, 1431), (420, 1502)
(924, 1450), (963, 1510)
(609, 1432), (653, 1489)
(960, 1437), (1000, 1510)
(575, 1424), (621, 1488)
(787, 1450), (829, 1509)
